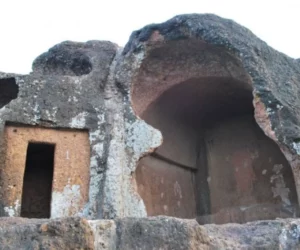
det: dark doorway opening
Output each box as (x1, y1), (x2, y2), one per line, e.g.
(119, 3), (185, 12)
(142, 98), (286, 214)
(21, 142), (55, 218)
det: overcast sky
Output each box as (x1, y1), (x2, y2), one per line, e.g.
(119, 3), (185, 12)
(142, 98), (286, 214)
(1, 0), (299, 74)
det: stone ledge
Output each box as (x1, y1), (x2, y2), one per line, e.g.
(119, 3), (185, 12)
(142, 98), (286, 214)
(1, 216), (300, 249)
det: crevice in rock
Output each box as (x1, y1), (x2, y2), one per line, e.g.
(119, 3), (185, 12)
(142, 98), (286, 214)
(0, 78), (18, 109)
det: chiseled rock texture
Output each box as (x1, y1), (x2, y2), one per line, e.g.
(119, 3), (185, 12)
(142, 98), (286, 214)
(0, 13), (300, 250)
(1, 217), (300, 249)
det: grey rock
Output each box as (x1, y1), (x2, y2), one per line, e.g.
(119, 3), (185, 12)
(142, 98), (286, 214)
(32, 40), (116, 77)
(115, 217), (210, 250)
(88, 220), (117, 250)
(0, 217), (94, 250)
(0, 41), (118, 219)
(1, 217), (300, 249)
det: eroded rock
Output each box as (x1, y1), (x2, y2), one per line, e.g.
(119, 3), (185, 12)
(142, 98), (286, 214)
(1, 217), (300, 249)
(0, 217), (94, 250)
(32, 41), (113, 76)
(118, 14), (300, 223)
(0, 13), (300, 249)
(115, 217), (210, 250)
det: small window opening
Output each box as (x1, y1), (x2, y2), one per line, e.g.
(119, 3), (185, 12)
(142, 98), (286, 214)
(21, 142), (55, 218)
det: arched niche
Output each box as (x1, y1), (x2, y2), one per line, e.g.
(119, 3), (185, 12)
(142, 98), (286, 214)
(131, 39), (299, 223)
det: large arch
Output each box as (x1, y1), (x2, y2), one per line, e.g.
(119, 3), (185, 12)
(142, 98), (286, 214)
(131, 39), (299, 224)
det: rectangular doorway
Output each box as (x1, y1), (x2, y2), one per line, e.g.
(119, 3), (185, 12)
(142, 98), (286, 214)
(20, 142), (55, 218)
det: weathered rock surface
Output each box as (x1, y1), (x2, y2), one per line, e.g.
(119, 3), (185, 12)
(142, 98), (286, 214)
(0, 41), (120, 219)
(116, 13), (300, 217)
(1, 12), (300, 250)
(0, 217), (94, 250)
(0, 39), (161, 220)
(119, 13), (300, 166)
(115, 217), (210, 250)
(1, 217), (300, 249)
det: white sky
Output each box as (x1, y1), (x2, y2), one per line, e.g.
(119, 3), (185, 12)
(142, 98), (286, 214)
(1, 0), (299, 74)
